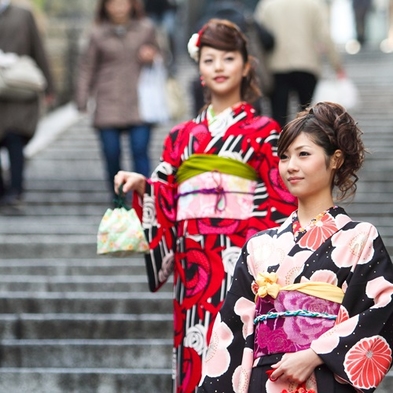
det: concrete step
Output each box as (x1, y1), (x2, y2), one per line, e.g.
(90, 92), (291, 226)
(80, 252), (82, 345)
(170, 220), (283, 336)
(0, 313), (172, 340)
(0, 275), (167, 293)
(0, 258), (148, 276)
(0, 292), (173, 314)
(0, 338), (172, 369)
(0, 369), (172, 393)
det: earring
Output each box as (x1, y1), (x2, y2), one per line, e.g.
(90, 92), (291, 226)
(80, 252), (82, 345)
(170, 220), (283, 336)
(200, 76), (206, 87)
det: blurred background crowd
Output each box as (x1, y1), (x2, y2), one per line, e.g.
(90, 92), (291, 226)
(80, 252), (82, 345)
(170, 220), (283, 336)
(8, 0), (393, 108)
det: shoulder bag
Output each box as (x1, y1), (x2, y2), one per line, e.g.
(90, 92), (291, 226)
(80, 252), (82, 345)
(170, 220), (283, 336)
(0, 50), (47, 100)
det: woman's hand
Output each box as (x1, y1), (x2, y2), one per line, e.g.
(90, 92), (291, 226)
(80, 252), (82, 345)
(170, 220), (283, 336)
(114, 170), (146, 197)
(138, 44), (157, 64)
(269, 348), (323, 385)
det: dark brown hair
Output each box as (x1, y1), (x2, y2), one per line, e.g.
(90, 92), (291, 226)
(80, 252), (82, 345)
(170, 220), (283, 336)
(198, 18), (261, 104)
(95, 0), (144, 23)
(277, 101), (366, 201)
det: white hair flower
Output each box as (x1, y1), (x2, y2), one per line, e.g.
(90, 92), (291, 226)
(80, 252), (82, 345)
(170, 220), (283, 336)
(187, 33), (200, 62)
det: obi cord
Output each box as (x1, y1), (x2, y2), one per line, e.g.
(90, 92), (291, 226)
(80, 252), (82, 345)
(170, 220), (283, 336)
(175, 154), (258, 212)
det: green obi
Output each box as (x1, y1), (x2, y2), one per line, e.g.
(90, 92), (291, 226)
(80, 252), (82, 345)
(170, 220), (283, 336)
(176, 154), (258, 184)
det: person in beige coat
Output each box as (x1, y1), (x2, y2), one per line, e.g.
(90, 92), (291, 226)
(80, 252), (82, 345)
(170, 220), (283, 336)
(0, 0), (55, 208)
(254, 0), (345, 127)
(75, 0), (159, 199)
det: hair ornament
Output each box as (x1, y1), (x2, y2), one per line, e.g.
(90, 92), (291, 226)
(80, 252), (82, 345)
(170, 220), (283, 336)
(187, 27), (205, 62)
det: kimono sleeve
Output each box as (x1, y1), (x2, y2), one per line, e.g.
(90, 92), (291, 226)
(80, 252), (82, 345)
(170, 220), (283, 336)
(198, 243), (257, 392)
(311, 223), (393, 392)
(133, 122), (187, 292)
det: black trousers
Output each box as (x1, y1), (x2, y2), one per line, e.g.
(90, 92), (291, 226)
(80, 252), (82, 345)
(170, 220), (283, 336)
(270, 71), (317, 127)
(0, 131), (29, 196)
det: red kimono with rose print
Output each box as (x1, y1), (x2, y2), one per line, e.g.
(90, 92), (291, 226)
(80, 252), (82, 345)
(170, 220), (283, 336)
(133, 103), (297, 393)
(198, 206), (393, 393)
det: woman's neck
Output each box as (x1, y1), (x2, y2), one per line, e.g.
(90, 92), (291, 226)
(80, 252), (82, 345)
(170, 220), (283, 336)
(210, 100), (243, 116)
(210, 92), (242, 115)
(297, 198), (335, 227)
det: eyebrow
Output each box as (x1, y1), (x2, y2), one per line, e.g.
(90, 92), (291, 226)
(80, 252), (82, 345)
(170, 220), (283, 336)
(291, 144), (312, 151)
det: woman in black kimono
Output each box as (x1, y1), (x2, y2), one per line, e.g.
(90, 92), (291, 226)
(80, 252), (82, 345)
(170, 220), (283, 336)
(198, 101), (393, 393)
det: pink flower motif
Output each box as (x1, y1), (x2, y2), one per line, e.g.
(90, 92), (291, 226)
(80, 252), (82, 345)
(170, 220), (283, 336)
(331, 223), (378, 268)
(335, 213), (352, 228)
(264, 325), (294, 354)
(311, 306), (358, 355)
(234, 297), (256, 339)
(276, 250), (312, 286)
(336, 305), (350, 325)
(298, 213), (338, 251)
(232, 348), (253, 393)
(277, 291), (338, 347)
(366, 276), (393, 308)
(202, 313), (233, 378)
(305, 269), (338, 285)
(246, 232), (291, 278)
(344, 336), (392, 389)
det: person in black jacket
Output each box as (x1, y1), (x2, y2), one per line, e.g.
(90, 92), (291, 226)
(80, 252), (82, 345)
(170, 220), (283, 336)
(144, 0), (178, 74)
(0, 0), (55, 210)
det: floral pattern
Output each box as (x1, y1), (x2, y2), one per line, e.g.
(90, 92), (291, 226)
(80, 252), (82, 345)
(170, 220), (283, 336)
(344, 336), (392, 389)
(199, 206), (393, 393)
(133, 103), (296, 393)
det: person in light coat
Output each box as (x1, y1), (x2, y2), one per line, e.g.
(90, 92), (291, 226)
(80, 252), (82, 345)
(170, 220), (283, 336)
(75, 0), (159, 199)
(254, 0), (344, 127)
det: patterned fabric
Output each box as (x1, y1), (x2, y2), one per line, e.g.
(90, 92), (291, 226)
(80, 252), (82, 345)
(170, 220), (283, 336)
(199, 206), (393, 393)
(254, 291), (340, 358)
(177, 172), (256, 220)
(133, 102), (296, 393)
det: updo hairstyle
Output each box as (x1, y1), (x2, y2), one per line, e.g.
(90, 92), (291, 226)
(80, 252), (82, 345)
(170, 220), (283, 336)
(277, 101), (366, 201)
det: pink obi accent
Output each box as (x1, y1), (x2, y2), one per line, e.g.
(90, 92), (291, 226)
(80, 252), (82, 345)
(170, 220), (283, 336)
(176, 171), (257, 221)
(253, 290), (340, 359)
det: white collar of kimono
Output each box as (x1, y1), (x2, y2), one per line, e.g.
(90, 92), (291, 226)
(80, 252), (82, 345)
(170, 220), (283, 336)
(206, 104), (238, 137)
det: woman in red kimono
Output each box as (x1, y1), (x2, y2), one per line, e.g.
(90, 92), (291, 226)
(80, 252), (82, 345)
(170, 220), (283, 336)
(114, 18), (296, 393)
(198, 101), (393, 393)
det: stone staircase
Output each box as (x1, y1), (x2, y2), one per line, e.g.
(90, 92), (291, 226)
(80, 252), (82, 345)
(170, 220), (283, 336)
(0, 46), (393, 393)
(0, 116), (175, 392)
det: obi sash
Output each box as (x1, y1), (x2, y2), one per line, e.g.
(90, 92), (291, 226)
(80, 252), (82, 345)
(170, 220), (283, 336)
(176, 154), (258, 184)
(176, 154), (258, 221)
(252, 277), (343, 359)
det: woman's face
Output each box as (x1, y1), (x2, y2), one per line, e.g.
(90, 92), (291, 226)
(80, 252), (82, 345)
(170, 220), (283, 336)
(279, 132), (338, 202)
(105, 0), (132, 24)
(199, 46), (249, 100)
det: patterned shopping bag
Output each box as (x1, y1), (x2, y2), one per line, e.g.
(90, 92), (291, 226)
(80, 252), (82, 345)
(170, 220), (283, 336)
(97, 188), (149, 257)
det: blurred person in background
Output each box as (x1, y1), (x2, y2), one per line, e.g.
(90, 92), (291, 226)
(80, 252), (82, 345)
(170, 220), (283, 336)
(0, 0), (55, 210)
(352, 0), (372, 45)
(114, 18), (296, 393)
(75, 0), (158, 200)
(144, 0), (178, 75)
(254, 0), (345, 127)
